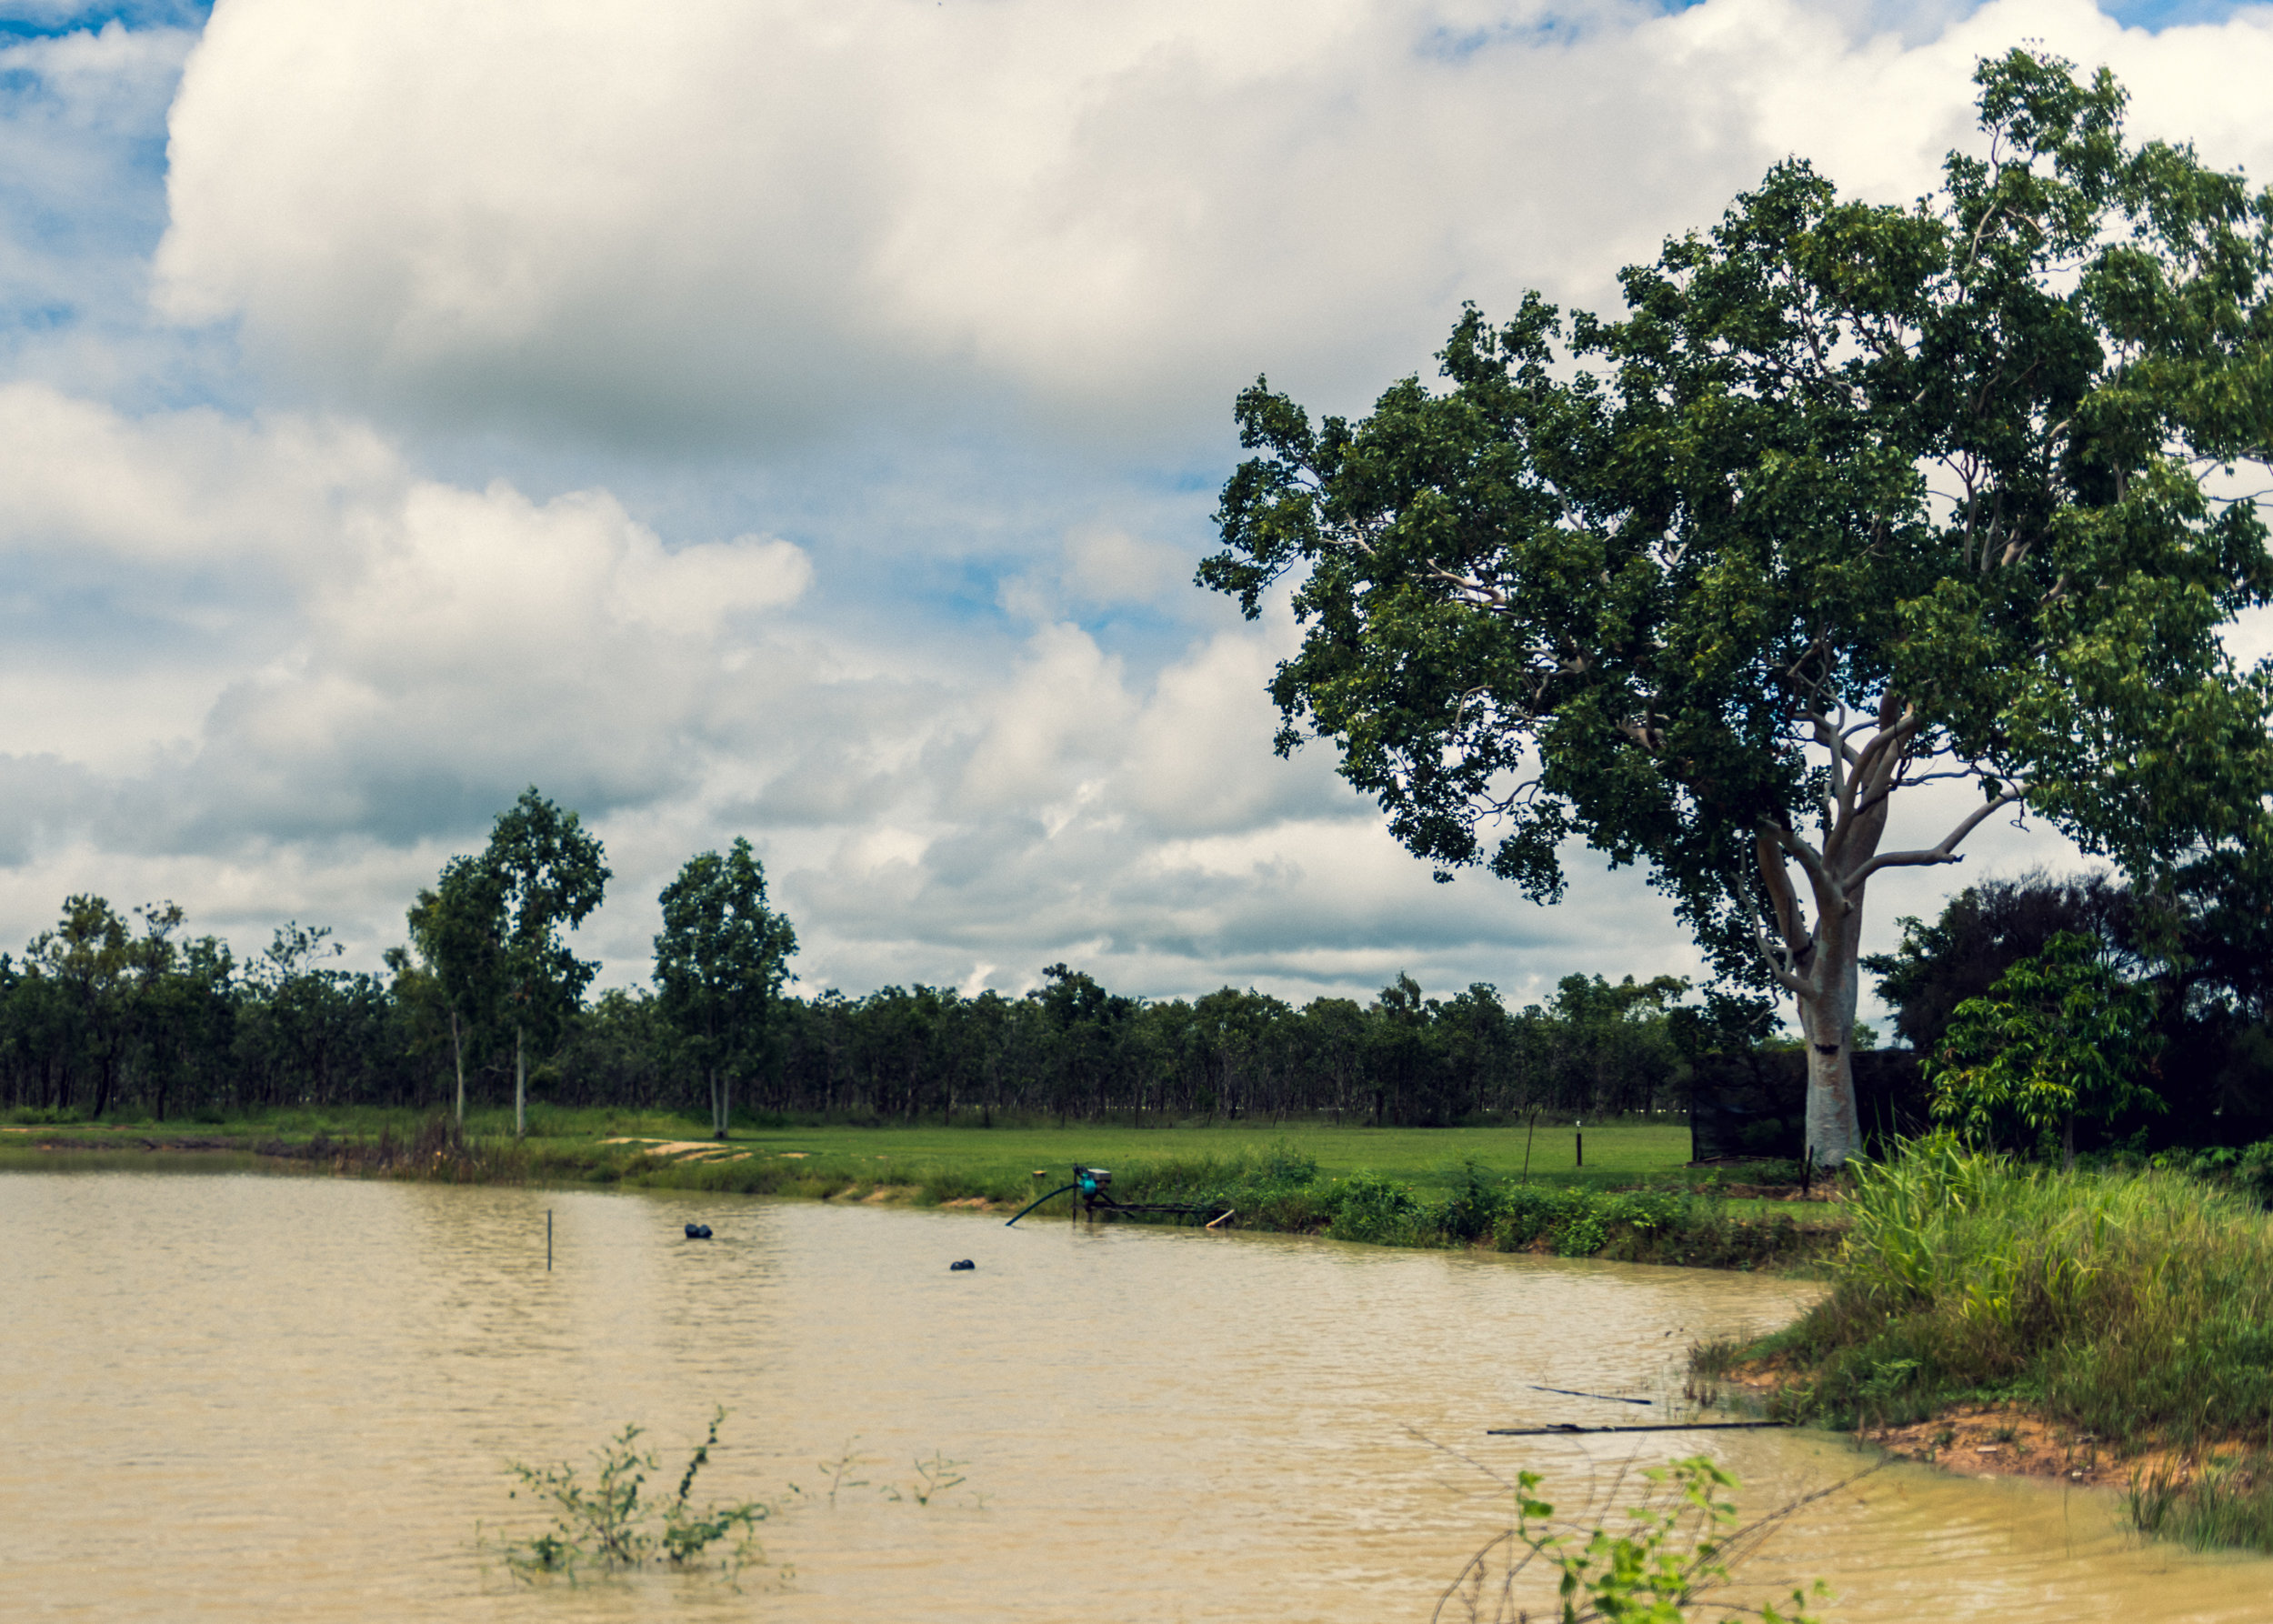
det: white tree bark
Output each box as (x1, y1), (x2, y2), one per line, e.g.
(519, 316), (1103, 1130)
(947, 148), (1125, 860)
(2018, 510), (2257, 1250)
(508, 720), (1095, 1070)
(515, 1025), (526, 1139)
(1743, 694), (2023, 1167)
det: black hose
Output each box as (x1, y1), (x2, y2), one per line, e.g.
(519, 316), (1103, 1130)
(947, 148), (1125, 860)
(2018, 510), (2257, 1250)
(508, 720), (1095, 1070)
(1004, 1183), (1080, 1227)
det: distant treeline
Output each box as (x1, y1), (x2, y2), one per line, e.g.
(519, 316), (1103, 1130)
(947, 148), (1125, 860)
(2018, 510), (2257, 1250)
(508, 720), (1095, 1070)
(0, 893), (1697, 1126)
(17, 821), (2261, 1139)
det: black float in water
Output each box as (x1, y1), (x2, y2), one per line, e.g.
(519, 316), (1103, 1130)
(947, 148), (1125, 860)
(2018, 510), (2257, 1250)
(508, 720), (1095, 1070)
(949, 1258), (976, 1271)
(685, 1223), (713, 1239)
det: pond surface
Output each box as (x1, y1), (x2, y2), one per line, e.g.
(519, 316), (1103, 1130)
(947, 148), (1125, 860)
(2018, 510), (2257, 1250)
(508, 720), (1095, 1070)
(4, 1172), (2268, 1620)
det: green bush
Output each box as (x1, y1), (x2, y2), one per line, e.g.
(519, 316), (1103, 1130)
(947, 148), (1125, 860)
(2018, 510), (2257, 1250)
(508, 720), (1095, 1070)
(1258, 1138), (1320, 1186)
(1430, 1157), (1507, 1241)
(1493, 1186), (1673, 1255)
(1327, 1170), (1430, 1245)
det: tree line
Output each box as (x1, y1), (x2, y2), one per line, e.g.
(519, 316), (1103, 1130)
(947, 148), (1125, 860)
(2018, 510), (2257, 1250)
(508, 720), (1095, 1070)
(1866, 861), (2273, 1151)
(0, 791), (1706, 1128)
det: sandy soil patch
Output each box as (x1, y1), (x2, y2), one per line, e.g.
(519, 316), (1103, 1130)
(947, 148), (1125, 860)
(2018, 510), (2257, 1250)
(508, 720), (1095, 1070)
(601, 1138), (747, 1160)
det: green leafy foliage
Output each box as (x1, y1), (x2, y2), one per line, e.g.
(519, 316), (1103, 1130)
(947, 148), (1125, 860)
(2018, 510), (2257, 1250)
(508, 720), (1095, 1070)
(497, 1408), (770, 1583)
(654, 837), (797, 1137)
(486, 787), (610, 1052)
(1864, 870), (2131, 1053)
(1494, 1187), (1691, 1258)
(1201, 48), (2273, 1163)
(1437, 1457), (1826, 1624)
(1327, 1169), (1429, 1244)
(1927, 931), (2164, 1158)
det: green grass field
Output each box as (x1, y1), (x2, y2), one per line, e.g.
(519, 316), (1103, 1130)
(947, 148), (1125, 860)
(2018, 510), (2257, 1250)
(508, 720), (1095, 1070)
(3, 1104), (1831, 1268)
(0, 1105), (1697, 1201)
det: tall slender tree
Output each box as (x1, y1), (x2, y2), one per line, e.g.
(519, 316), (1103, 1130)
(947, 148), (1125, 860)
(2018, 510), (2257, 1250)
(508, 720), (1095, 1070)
(484, 788), (609, 1138)
(407, 855), (507, 1124)
(654, 837), (797, 1138)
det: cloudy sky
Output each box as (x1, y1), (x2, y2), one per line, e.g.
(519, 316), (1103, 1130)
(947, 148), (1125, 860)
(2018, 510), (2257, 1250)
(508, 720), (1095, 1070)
(0, 0), (2266, 1020)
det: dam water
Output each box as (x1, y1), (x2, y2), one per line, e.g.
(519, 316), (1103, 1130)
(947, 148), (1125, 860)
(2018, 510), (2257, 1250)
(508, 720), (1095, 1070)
(5, 1171), (2269, 1620)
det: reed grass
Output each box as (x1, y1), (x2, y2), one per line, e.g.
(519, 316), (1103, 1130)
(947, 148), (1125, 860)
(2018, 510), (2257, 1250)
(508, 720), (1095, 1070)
(1738, 1133), (2273, 1549)
(2128, 1451), (2273, 1553)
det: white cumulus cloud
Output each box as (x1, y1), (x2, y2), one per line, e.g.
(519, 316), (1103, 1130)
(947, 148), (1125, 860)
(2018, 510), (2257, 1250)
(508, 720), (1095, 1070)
(152, 0), (2273, 451)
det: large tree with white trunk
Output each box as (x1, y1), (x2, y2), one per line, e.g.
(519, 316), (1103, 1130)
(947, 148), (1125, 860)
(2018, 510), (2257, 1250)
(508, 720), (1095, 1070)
(1200, 49), (2273, 1163)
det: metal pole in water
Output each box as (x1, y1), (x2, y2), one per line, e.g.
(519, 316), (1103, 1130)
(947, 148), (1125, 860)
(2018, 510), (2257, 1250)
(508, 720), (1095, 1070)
(547, 1208), (553, 1272)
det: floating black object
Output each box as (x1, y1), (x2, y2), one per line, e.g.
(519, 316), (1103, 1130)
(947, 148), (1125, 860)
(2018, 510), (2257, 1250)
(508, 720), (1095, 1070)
(949, 1258), (976, 1270)
(685, 1224), (713, 1239)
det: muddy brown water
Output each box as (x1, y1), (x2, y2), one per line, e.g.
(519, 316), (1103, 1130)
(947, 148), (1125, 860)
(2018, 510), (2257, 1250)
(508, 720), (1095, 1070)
(5, 1173), (2270, 1620)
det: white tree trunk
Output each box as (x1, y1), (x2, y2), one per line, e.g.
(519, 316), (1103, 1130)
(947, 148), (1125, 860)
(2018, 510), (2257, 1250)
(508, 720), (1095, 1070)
(450, 1008), (466, 1126)
(515, 1025), (526, 1139)
(1737, 695), (2023, 1170)
(1797, 910), (1863, 1166)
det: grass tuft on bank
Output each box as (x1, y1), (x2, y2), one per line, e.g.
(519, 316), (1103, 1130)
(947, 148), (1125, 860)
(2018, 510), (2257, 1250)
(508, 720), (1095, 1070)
(1712, 1134), (2273, 1550)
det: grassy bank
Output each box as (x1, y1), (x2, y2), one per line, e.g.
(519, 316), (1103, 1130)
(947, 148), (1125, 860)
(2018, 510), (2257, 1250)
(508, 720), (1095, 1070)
(0, 1105), (1837, 1268)
(1703, 1134), (2273, 1551)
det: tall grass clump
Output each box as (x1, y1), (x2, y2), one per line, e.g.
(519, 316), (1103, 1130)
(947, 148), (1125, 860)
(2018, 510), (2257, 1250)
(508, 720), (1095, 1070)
(2128, 1450), (2273, 1554)
(1760, 1134), (2273, 1453)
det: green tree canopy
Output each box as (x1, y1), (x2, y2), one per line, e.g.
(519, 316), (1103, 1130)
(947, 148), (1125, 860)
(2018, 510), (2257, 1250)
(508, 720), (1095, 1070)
(654, 837), (797, 1138)
(1928, 929), (2164, 1165)
(1863, 869), (2131, 1052)
(485, 787), (609, 1138)
(407, 852), (508, 1123)
(1201, 49), (2273, 1162)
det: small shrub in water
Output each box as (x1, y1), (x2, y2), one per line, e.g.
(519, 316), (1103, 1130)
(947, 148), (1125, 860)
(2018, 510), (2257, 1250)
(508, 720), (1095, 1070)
(497, 1408), (771, 1582)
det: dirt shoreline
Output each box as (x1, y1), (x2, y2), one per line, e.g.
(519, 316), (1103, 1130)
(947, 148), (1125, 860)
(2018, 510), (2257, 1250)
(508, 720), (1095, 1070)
(1713, 1362), (2213, 1494)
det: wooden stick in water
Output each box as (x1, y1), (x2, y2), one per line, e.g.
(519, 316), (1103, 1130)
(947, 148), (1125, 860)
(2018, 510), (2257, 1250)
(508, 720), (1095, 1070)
(1487, 1421), (1788, 1436)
